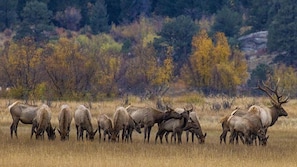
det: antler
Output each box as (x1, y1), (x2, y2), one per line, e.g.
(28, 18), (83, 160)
(257, 79), (289, 105)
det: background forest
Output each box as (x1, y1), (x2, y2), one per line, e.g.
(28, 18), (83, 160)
(0, 0), (297, 102)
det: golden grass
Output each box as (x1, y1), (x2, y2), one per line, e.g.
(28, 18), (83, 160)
(0, 97), (297, 167)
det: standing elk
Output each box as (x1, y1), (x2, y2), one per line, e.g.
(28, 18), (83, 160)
(58, 104), (72, 141)
(249, 79), (289, 128)
(155, 109), (190, 144)
(185, 111), (207, 144)
(164, 107), (207, 144)
(74, 105), (97, 141)
(31, 104), (56, 140)
(125, 114), (142, 142)
(111, 106), (130, 142)
(220, 108), (247, 144)
(8, 101), (40, 139)
(128, 106), (181, 143)
(220, 79), (288, 145)
(8, 101), (55, 139)
(97, 114), (113, 142)
(227, 113), (268, 145)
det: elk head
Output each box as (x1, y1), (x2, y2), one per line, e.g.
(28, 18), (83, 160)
(87, 129), (97, 141)
(257, 79), (289, 116)
(163, 106), (181, 120)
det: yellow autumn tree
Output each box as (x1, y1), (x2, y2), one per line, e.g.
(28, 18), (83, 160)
(185, 30), (248, 94)
(124, 43), (173, 92)
(44, 37), (87, 99)
(272, 64), (297, 96)
(211, 32), (231, 90)
(4, 37), (43, 100)
(125, 43), (158, 87)
(188, 29), (213, 87)
(151, 48), (174, 86)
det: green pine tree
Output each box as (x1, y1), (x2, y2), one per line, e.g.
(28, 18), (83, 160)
(0, 0), (18, 31)
(14, 0), (53, 42)
(89, 0), (110, 34)
(267, 0), (297, 67)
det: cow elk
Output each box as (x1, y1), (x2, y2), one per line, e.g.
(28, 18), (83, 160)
(74, 105), (97, 141)
(97, 114), (113, 142)
(58, 104), (72, 141)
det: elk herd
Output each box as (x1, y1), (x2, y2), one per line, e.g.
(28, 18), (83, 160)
(6, 80), (289, 146)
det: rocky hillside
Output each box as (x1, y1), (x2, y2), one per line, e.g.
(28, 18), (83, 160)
(238, 31), (277, 71)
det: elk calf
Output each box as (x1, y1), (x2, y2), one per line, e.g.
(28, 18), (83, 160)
(97, 114), (113, 142)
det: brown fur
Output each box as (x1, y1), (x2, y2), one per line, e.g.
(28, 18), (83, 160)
(74, 105), (97, 141)
(228, 113), (264, 145)
(111, 106), (130, 142)
(97, 114), (113, 142)
(186, 112), (207, 144)
(8, 101), (40, 138)
(155, 110), (190, 144)
(58, 104), (72, 141)
(34, 104), (53, 140)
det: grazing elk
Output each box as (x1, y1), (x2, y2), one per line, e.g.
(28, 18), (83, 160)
(127, 105), (181, 143)
(164, 107), (207, 144)
(31, 104), (56, 140)
(185, 111), (207, 144)
(97, 114), (113, 142)
(111, 106), (130, 142)
(74, 105), (97, 141)
(220, 108), (247, 144)
(155, 109), (191, 144)
(220, 80), (288, 145)
(8, 101), (40, 139)
(58, 104), (72, 141)
(227, 113), (268, 145)
(125, 114), (142, 142)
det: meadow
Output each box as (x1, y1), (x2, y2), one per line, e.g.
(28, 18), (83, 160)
(0, 96), (297, 167)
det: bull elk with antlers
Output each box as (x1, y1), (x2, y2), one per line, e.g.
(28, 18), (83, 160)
(220, 78), (289, 145)
(250, 79), (289, 128)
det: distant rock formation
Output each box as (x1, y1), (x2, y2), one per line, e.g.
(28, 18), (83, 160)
(238, 31), (277, 71)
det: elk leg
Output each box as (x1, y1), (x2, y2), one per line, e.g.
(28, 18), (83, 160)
(76, 125), (79, 140)
(239, 133), (245, 144)
(147, 126), (152, 143)
(144, 126), (148, 143)
(10, 122), (16, 139)
(220, 129), (228, 144)
(164, 132), (169, 143)
(129, 129), (133, 143)
(177, 131), (182, 144)
(229, 130), (236, 144)
(98, 127), (102, 141)
(170, 132), (174, 143)
(30, 125), (35, 139)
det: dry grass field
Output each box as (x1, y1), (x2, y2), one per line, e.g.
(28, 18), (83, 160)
(1, 96), (297, 167)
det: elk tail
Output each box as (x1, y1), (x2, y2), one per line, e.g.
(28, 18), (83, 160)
(8, 101), (20, 111)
